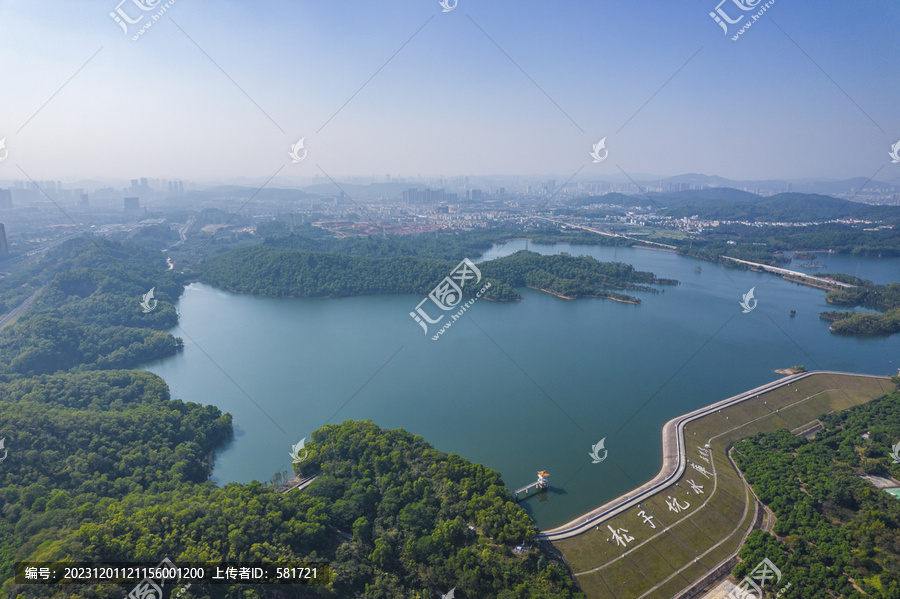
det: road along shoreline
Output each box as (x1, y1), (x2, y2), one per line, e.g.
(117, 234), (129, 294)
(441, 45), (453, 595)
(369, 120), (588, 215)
(537, 370), (888, 541)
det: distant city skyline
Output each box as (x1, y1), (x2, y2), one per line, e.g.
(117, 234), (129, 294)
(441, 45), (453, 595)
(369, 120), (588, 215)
(2, 171), (899, 193)
(0, 0), (898, 182)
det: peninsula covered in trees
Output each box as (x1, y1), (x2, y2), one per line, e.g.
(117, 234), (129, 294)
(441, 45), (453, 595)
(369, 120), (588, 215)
(0, 238), (584, 598)
(198, 246), (677, 305)
(819, 279), (900, 336)
(0, 239), (183, 378)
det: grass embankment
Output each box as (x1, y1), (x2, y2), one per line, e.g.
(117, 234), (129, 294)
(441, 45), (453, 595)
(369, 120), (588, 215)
(552, 373), (892, 599)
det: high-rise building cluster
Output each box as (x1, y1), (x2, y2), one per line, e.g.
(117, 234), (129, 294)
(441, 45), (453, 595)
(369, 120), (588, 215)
(402, 188), (459, 204)
(168, 180), (185, 194)
(0, 222), (9, 261)
(124, 197), (141, 216)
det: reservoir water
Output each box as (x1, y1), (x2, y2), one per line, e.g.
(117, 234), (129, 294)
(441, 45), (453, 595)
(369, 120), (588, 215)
(144, 242), (900, 529)
(780, 250), (899, 285)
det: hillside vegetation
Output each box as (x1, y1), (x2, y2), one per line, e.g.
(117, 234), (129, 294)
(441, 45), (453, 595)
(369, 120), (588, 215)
(0, 240), (584, 598)
(733, 387), (900, 598)
(199, 247), (676, 304)
(821, 281), (900, 336)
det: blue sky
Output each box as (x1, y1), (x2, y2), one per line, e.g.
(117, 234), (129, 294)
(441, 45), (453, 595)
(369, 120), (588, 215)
(0, 0), (897, 183)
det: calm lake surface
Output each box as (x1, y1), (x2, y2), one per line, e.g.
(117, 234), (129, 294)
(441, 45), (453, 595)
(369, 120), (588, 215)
(780, 251), (900, 285)
(144, 242), (900, 529)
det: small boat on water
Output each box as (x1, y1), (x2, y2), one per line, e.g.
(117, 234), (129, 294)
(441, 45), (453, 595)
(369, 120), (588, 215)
(790, 310), (796, 317)
(695, 265), (702, 273)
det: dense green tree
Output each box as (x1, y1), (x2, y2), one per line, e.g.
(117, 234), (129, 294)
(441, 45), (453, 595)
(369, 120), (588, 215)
(198, 246), (676, 305)
(732, 390), (900, 598)
(820, 282), (900, 336)
(0, 239), (584, 598)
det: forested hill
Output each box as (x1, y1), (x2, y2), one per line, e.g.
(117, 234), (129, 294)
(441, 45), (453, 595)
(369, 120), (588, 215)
(259, 223), (637, 259)
(73, 420), (584, 598)
(732, 385), (900, 598)
(656, 191), (900, 224)
(199, 246), (486, 298)
(559, 188), (900, 224)
(478, 251), (678, 301)
(198, 246), (677, 304)
(0, 239), (184, 379)
(820, 280), (900, 336)
(0, 370), (232, 595)
(1, 240), (586, 598)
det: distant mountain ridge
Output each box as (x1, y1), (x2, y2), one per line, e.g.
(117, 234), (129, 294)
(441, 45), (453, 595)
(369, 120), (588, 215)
(568, 188), (900, 224)
(631, 173), (899, 196)
(656, 191), (900, 222)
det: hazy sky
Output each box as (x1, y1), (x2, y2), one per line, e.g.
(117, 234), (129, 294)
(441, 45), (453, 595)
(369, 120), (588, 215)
(0, 0), (898, 183)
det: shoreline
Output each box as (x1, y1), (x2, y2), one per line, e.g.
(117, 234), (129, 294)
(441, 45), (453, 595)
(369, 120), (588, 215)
(774, 367), (805, 375)
(195, 280), (638, 305)
(632, 245), (679, 254)
(602, 295), (640, 305)
(534, 217), (678, 251)
(526, 286), (642, 305)
(720, 255), (855, 290)
(527, 285), (575, 300)
(537, 370), (889, 540)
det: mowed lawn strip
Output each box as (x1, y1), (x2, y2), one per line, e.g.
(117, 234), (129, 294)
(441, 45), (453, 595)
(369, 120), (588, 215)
(686, 497), (733, 540)
(563, 509), (648, 573)
(602, 552), (656, 598)
(645, 529), (697, 567)
(667, 517), (718, 559)
(600, 542), (678, 597)
(702, 483), (745, 523)
(562, 532), (621, 575)
(657, 561), (708, 598)
(577, 572), (615, 599)
(552, 373), (889, 599)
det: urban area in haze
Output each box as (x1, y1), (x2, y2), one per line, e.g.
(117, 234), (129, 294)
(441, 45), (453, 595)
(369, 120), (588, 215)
(1, 1), (900, 599)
